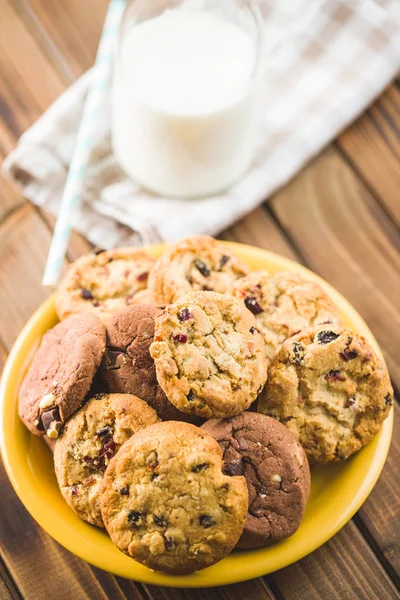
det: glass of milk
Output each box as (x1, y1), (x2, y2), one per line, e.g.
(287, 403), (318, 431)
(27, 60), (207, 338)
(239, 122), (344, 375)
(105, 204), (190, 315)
(111, 0), (264, 199)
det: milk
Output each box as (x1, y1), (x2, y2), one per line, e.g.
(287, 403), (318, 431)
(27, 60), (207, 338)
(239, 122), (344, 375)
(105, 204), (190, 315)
(112, 9), (261, 198)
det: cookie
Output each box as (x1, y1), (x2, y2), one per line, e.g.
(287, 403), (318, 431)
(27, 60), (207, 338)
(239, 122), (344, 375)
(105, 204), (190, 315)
(202, 412), (310, 548)
(55, 247), (155, 322)
(54, 393), (159, 527)
(258, 325), (393, 464)
(97, 304), (200, 423)
(233, 271), (341, 361)
(147, 236), (250, 305)
(100, 421), (248, 574)
(150, 291), (268, 418)
(18, 313), (106, 437)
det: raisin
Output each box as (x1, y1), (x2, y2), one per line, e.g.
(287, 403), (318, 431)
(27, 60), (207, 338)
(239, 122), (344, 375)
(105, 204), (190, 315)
(173, 333), (188, 344)
(120, 486), (129, 496)
(164, 536), (175, 549)
(199, 515), (216, 528)
(385, 393), (393, 406)
(191, 462), (209, 473)
(249, 326), (259, 335)
(146, 451), (158, 469)
(187, 390), (195, 402)
(96, 426), (112, 438)
(244, 296), (263, 315)
(193, 259), (210, 277)
(153, 515), (168, 528)
(81, 288), (94, 300)
(136, 271), (149, 282)
(341, 349), (358, 361)
(291, 342), (305, 365)
(223, 459), (244, 477)
(219, 255), (230, 269)
(325, 370), (346, 382)
(127, 511), (142, 526)
(178, 308), (192, 322)
(316, 331), (340, 344)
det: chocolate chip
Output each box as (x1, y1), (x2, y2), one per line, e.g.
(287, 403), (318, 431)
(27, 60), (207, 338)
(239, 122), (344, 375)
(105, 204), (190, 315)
(120, 486), (129, 495)
(178, 308), (192, 322)
(81, 288), (94, 300)
(244, 296), (263, 315)
(341, 349), (358, 361)
(223, 458), (244, 477)
(219, 255), (230, 269)
(41, 407), (61, 431)
(136, 271), (149, 282)
(127, 511), (142, 526)
(316, 331), (340, 344)
(173, 333), (188, 344)
(153, 515), (168, 528)
(385, 393), (393, 406)
(146, 451), (158, 469)
(325, 370), (346, 382)
(187, 390), (195, 401)
(191, 462), (209, 473)
(291, 342), (305, 365)
(193, 259), (210, 277)
(199, 515), (216, 528)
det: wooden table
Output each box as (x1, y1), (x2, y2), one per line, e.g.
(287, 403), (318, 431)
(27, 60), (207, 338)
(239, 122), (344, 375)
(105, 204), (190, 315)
(0, 2), (399, 599)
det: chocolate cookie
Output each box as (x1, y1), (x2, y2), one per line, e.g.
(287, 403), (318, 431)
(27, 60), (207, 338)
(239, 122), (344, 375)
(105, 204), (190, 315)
(147, 235), (250, 305)
(100, 421), (248, 574)
(258, 325), (393, 464)
(97, 304), (199, 423)
(202, 412), (310, 549)
(233, 271), (341, 361)
(56, 247), (155, 322)
(150, 291), (268, 418)
(18, 313), (106, 437)
(54, 393), (159, 526)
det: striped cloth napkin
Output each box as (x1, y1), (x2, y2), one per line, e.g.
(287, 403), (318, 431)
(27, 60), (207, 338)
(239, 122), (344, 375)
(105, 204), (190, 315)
(3, 0), (400, 249)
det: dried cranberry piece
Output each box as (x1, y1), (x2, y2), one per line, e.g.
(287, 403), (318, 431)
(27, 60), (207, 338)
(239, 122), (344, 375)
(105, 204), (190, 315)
(136, 271), (149, 282)
(341, 349), (358, 361)
(325, 370), (346, 382)
(120, 486), (129, 496)
(219, 255), (230, 269)
(199, 515), (216, 528)
(127, 511), (142, 526)
(191, 462), (209, 473)
(244, 296), (263, 315)
(100, 440), (116, 459)
(153, 515), (168, 528)
(81, 288), (94, 300)
(173, 333), (188, 344)
(178, 308), (192, 322)
(316, 331), (340, 344)
(193, 259), (210, 277)
(71, 486), (79, 496)
(93, 301), (100, 307)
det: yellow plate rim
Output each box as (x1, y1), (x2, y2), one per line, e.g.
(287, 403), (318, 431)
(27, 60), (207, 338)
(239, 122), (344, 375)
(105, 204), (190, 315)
(0, 242), (393, 587)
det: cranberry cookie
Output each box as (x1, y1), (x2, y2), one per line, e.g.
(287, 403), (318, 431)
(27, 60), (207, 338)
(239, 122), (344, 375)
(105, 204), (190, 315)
(97, 304), (200, 423)
(147, 236), (249, 305)
(100, 421), (248, 574)
(258, 325), (393, 464)
(202, 412), (310, 548)
(233, 271), (340, 361)
(18, 313), (106, 438)
(54, 393), (159, 527)
(150, 291), (268, 418)
(56, 248), (155, 322)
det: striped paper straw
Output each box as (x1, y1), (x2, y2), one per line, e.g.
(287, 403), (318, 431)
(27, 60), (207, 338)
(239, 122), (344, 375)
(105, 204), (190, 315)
(42, 0), (126, 287)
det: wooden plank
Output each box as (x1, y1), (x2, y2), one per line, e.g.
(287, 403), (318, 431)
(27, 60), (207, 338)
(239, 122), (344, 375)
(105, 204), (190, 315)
(142, 579), (274, 600)
(269, 521), (400, 600)
(269, 146), (400, 390)
(337, 84), (400, 228)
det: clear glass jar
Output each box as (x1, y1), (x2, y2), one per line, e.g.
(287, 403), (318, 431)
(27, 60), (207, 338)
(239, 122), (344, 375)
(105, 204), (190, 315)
(111, 0), (264, 198)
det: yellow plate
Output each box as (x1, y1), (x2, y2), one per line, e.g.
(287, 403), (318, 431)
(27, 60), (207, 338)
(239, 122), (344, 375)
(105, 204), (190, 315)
(0, 242), (393, 587)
